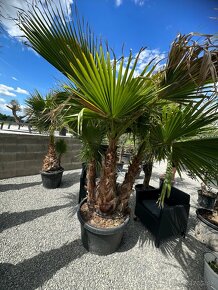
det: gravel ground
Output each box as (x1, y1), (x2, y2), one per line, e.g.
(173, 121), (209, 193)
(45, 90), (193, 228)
(0, 162), (209, 290)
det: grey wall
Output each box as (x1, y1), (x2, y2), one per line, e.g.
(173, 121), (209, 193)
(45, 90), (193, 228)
(0, 133), (82, 179)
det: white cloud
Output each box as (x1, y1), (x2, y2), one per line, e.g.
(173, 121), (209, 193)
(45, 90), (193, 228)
(0, 84), (29, 97)
(0, 98), (11, 113)
(12, 76), (18, 81)
(15, 87), (29, 95)
(1, 0), (73, 38)
(0, 84), (16, 96)
(115, 0), (146, 7)
(115, 0), (123, 6)
(133, 0), (145, 6)
(121, 48), (166, 77)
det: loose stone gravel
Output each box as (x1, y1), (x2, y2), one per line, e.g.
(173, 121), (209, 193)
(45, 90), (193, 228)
(0, 163), (209, 290)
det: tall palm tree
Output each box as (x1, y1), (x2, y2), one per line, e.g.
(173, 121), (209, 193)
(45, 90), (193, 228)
(17, 2), (218, 215)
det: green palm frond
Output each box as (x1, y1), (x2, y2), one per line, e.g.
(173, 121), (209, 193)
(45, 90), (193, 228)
(150, 100), (218, 150)
(18, 2), (98, 81)
(148, 100), (218, 204)
(26, 90), (62, 133)
(79, 119), (107, 164)
(17, 2), (157, 128)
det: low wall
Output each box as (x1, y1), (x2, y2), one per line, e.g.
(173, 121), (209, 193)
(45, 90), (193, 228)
(0, 133), (82, 179)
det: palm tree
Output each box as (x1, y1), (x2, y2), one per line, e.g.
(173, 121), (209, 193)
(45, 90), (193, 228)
(16, 2), (218, 215)
(25, 91), (61, 172)
(6, 100), (26, 124)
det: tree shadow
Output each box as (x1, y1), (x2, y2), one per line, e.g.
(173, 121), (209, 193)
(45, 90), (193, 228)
(0, 239), (86, 290)
(0, 182), (42, 192)
(60, 171), (81, 188)
(59, 193), (79, 218)
(118, 189), (207, 288)
(135, 214), (207, 289)
(0, 194), (78, 233)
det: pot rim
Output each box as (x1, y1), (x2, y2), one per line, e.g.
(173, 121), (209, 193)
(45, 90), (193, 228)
(204, 252), (218, 276)
(40, 168), (64, 175)
(197, 189), (217, 198)
(77, 198), (130, 235)
(196, 208), (218, 231)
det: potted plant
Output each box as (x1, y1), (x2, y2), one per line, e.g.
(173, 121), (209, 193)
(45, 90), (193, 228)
(198, 175), (218, 210)
(204, 251), (218, 290)
(26, 91), (67, 188)
(17, 1), (218, 254)
(192, 170), (218, 250)
(40, 136), (66, 189)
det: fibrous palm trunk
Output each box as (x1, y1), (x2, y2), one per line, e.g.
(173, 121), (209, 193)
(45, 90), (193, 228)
(118, 141), (146, 214)
(96, 138), (118, 215)
(86, 159), (96, 210)
(42, 135), (59, 172)
(143, 157), (153, 188)
(118, 155), (142, 214)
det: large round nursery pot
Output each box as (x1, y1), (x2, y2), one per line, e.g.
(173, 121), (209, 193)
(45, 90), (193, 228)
(198, 189), (217, 210)
(77, 199), (130, 255)
(41, 169), (64, 189)
(195, 208), (218, 251)
(204, 251), (218, 290)
(116, 162), (124, 172)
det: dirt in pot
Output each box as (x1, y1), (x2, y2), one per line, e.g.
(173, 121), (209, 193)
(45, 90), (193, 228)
(202, 211), (218, 227)
(208, 259), (218, 274)
(80, 203), (126, 228)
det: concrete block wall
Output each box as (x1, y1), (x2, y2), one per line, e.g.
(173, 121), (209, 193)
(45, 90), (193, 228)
(0, 133), (82, 179)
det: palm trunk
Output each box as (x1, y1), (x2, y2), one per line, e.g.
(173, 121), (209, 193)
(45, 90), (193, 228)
(118, 141), (146, 214)
(12, 111), (23, 124)
(86, 159), (96, 210)
(143, 155), (153, 188)
(42, 135), (59, 171)
(96, 138), (118, 215)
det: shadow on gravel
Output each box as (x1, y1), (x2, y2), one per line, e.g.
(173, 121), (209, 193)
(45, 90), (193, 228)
(0, 194), (78, 233)
(0, 181), (42, 192)
(0, 239), (86, 290)
(60, 193), (79, 218)
(60, 172), (81, 188)
(134, 214), (206, 289)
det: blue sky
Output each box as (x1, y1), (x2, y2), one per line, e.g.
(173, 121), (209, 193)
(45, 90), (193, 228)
(0, 0), (217, 116)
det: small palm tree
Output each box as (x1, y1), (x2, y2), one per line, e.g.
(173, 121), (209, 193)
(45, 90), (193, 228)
(6, 100), (26, 124)
(17, 2), (218, 215)
(26, 91), (61, 172)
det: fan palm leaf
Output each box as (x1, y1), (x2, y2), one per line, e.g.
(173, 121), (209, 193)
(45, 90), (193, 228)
(148, 100), (218, 204)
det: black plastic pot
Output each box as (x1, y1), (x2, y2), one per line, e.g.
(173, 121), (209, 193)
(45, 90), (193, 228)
(135, 184), (158, 204)
(197, 190), (217, 210)
(41, 169), (64, 189)
(135, 184), (156, 192)
(122, 153), (131, 164)
(116, 162), (124, 172)
(59, 127), (67, 136)
(77, 199), (129, 255)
